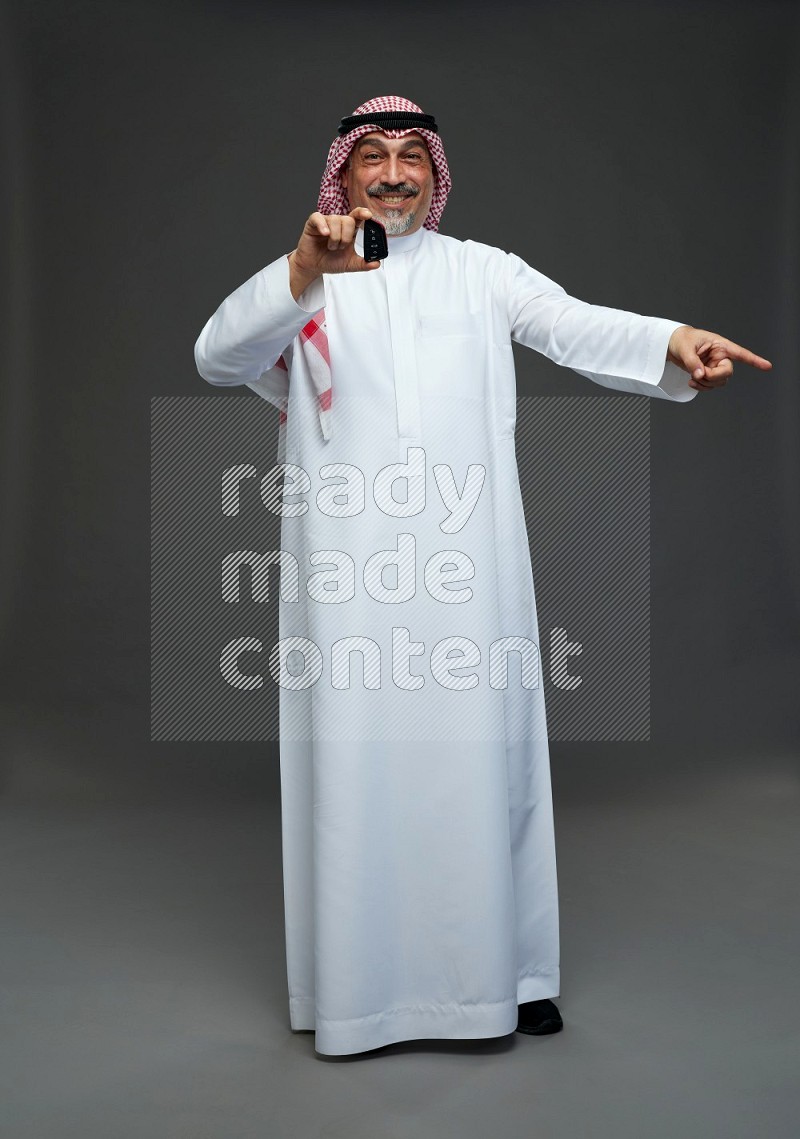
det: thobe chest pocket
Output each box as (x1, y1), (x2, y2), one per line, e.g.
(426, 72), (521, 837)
(415, 312), (485, 402)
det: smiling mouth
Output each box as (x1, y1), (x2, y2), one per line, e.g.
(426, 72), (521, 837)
(368, 186), (418, 207)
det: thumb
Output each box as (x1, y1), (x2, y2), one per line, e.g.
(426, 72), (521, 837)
(671, 326), (705, 379)
(345, 249), (381, 273)
(682, 345), (705, 380)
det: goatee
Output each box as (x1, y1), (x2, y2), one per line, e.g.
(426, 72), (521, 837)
(381, 209), (417, 236)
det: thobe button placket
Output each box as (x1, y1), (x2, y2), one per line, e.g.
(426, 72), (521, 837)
(383, 252), (422, 456)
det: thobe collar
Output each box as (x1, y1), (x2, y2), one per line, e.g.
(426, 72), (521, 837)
(354, 225), (426, 257)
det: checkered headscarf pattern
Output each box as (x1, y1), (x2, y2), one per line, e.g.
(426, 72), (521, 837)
(251, 97), (451, 463)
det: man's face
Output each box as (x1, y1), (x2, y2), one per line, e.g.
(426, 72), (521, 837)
(340, 132), (434, 236)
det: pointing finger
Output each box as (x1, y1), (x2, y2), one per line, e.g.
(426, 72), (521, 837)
(721, 339), (773, 370)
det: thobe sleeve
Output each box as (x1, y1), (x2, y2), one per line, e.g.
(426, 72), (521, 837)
(193, 254), (325, 390)
(505, 252), (697, 403)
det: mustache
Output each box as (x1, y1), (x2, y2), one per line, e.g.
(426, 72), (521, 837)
(366, 183), (419, 197)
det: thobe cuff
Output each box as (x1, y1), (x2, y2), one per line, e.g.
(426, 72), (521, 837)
(194, 254), (324, 387)
(639, 317), (699, 403)
(280, 254), (326, 318)
(573, 317), (698, 403)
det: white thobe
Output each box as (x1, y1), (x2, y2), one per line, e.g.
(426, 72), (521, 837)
(194, 226), (696, 1055)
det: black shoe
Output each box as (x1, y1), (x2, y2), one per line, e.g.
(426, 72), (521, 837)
(516, 998), (563, 1035)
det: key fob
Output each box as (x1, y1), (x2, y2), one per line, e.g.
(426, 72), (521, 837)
(363, 218), (389, 263)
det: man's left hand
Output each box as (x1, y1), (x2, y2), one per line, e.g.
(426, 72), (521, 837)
(667, 326), (773, 391)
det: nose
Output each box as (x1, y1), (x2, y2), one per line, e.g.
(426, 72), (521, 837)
(385, 154), (403, 185)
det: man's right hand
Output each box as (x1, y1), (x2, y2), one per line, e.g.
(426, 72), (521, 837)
(287, 208), (380, 300)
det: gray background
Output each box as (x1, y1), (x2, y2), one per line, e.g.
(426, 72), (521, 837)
(1, 0), (798, 1135)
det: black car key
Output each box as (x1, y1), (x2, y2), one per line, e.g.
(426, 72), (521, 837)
(363, 218), (389, 263)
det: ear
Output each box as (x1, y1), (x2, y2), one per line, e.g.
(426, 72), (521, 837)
(340, 154), (351, 191)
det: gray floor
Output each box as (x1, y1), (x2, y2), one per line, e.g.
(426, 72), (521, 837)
(1, 701), (798, 1139)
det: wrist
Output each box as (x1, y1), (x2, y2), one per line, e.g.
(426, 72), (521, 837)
(667, 324), (693, 362)
(287, 251), (320, 302)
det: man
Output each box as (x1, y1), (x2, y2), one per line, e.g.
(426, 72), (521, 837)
(194, 95), (772, 1057)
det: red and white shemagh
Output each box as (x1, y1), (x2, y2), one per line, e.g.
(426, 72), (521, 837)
(251, 96), (451, 461)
